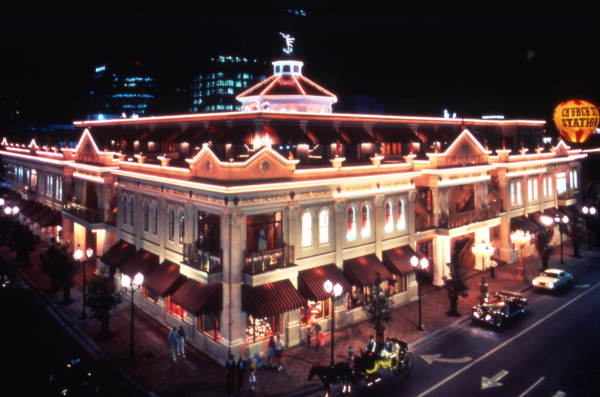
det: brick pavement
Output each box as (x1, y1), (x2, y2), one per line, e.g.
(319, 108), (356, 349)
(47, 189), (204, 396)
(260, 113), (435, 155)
(3, 239), (597, 397)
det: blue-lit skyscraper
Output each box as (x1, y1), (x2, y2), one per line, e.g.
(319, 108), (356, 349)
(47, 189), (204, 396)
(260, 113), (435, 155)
(189, 55), (267, 113)
(87, 61), (155, 120)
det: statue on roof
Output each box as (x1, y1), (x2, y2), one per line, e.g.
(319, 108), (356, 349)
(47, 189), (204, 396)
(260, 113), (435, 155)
(279, 32), (295, 55)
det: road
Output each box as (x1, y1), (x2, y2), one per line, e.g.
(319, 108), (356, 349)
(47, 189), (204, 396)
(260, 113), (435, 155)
(358, 256), (600, 396)
(0, 256), (145, 396)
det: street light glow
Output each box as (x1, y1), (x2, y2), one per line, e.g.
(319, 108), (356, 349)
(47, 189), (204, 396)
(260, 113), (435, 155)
(323, 279), (333, 294)
(73, 247), (83, 261)
(121, 274), (132, 288)
(420, 257), (429, 269)
(86, 248), (94, 258)
(540, 215), (554, 226)
(333, 283), (343, 297)
(133, 272), (144, 286)
(410, 255), (419, 267)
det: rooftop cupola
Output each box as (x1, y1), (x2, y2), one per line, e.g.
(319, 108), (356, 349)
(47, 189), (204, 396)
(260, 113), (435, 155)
(272, 60), (304, 76)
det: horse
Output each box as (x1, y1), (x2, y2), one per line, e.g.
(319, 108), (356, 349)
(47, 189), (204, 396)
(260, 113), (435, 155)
(308, 362), (355, 395)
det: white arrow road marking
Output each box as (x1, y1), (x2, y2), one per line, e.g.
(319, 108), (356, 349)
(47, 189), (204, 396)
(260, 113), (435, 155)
(552, 391), (566, 397)
(420, 354), (472, 365)
(517, 376), (545, 397)
(481, 370), (508, 390)
(574, 284), (590, 288)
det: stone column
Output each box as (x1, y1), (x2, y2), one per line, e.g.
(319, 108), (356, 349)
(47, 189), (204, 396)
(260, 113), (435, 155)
(374, 194), (385, 259)
(287, 205), (300, 254)
(499, 215), (512, 262)
(433, 235), (451, 286)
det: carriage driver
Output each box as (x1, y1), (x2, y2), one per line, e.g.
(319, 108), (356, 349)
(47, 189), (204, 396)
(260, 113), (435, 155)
(365, 335), (376, 355)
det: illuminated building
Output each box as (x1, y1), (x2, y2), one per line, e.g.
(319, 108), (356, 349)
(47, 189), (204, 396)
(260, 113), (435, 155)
(87, 61), (155, 120)
(189, 55), (267, 113)
(0, 57), (589, 363)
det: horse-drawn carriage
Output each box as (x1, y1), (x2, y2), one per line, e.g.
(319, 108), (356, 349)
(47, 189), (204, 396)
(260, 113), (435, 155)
(308, 338), (413, 395)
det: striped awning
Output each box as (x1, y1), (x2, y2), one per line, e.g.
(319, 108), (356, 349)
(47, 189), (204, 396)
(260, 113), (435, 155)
(143, 260), (186, 297)
(100, 240), (136, 270)
(383, 246), (420, 275)
(298, 264), (351, 301)
(242, 279), (305, 317)
(120, 249), (159, 278)
(343, 254), (393, 287)
(172, 280), (222, 315)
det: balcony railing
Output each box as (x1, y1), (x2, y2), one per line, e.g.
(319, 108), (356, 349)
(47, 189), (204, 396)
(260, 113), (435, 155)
(557, 191), (576, 200)
(415, 214), (436, 232)
(63, 201), (104, 224)
(440, 201), (501, 229)
(243, 245), (294, 275)
(182, 243), (222, 273)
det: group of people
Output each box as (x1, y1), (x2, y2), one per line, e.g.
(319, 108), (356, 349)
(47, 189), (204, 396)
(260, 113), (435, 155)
(167, 326), (186, 362)
(363, 334), (403, 359)
(225, 354), (256, 394)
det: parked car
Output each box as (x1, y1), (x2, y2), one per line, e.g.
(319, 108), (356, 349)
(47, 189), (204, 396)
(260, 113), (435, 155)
(532, 268), (573, 291)
(471, 291), (527, 328)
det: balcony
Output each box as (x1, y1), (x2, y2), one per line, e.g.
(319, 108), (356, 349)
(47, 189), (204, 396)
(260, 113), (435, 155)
(63, 201), (105, 225)
(415, 214), (436, 232)
(182, 243), (222, 273)
(243, 245), (294, 275)
(440, 202), (501, 229)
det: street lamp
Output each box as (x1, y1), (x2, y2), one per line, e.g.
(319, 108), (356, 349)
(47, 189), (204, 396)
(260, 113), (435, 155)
(74, 246), (94, 319)
(323, 279), (343, 367)
(411, 255), (429, 331)
(582, 206), (597, 250)
(472, 241), (496, 278)
(121, 272), (144, 359)
(4, 206), (19, 216)
(553, 215), (569, 264)
(0, 198), (4, 207)
(510, 230), (532, 282)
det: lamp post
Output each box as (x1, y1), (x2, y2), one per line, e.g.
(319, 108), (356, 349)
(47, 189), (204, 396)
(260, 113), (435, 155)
(582, 206), (597, 251)
(411, 255), (429, 331)
(323, 279), (343, 367)
(74, 246), (94, 319)
(510, 230), (532, 282)
(472, 241), (495, 278)
(553, 215), (569, 264)
(121, 272), (144, 359)
(4, 206), (19, 216)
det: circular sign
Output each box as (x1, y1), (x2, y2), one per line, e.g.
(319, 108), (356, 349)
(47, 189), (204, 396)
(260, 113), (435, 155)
(553, 99), (599, 143)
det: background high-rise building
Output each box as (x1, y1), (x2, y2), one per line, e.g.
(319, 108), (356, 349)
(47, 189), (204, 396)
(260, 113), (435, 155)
(87, 60), (155, 120)
(189, 55), (267, 113)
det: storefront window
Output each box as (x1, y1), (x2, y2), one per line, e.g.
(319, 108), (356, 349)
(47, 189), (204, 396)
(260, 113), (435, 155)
(143, 287), (160, 303)
(302, 300), (330, 324)
(198, 313), (221, 341)
(167, 296), (184, 319)
(245, 314), (280, 343)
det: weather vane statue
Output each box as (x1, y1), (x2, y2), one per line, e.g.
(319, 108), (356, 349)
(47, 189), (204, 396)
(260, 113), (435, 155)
(279, 32), (295, 55)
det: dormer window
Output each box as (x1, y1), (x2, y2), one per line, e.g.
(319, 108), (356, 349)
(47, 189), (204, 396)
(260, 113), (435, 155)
(275, 65), (281, 74)
(293, 65), (299, 73)
(283, 65), (290, 73)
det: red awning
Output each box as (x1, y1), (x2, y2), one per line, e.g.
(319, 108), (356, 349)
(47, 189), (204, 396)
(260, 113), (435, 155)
(343, 254), (393, 287)
(100, 240), (136, 270)
(242, 279), (305, 317)
(38, 210), (62, 227)
(298, 264), (351, 301)
(383, 246), (420, 275)
(143, 260), (186, 297)
(120, 249), (159, 278)
(172, 280), (222, 315)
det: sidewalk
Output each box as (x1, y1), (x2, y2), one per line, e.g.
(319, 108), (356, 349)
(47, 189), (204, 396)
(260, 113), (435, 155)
(3, 240), (598, 397)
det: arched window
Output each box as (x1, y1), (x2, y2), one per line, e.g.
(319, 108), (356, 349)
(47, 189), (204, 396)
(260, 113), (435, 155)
(129, 197), (135, 226)
(384, 201), (394, 233)
(143, 201), (149, 232)
(168, 208), (175, 241)
(346, 207), (357, 241)
(122, 195), (128, 225)
(301, 212), (312, 247)
(178, 211), (186, 244)
(151, 202), (158, 234)
(319, 209), (329, 245)
(361, 204), (371, 238)
(397, 199), (406, 230)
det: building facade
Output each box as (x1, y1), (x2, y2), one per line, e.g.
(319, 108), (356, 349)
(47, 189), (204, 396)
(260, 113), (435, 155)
(0, 59), (587, 363)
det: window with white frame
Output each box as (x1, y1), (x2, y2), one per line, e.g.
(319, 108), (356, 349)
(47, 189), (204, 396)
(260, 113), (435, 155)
(510, 181), (522, 205)
(570, 170), (578, 189)
(384, 201), (394, 233)
(319, 209), (329, 245)
(301, 212), (312, 247)
(346, 207), (357, 241)
(556, 172), (567, 194)
(527, 178), (538, 201)
(361, 204), (371, 238)
(396, 199), (406, 230)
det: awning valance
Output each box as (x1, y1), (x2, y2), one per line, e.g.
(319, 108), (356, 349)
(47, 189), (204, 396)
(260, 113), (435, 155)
(143, 260), (186, 297)
(383, 246), (420, 275)
(343, 254), (393, 287)
(120, 249), (159, 278)
(298, 264), (351, 301)
(100, 240), (136, 270)
(172, 280), (222, 315)
(242, 279), (305, 317)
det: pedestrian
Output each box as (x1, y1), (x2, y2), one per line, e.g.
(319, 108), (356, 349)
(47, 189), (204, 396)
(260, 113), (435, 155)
(347, 345), (354, 363)
(236, 354), (247, 392)
(366, 335), (376, 355)
(177, 325), (186, 358)
(248, 365), (257, 393)
(225, 354), (236, 394)
(168, 327), (179, 362)
(306, 324), (313, 347)
(314, 323), (322, 350)
(274, 335), (284, 371)
(267, 336), (275, 367)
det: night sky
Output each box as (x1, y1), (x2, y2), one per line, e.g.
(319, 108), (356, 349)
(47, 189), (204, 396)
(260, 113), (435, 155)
(1, 5), (598, 129)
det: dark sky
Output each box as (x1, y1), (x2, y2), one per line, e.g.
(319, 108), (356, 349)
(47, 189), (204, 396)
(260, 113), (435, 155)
(1, 5), (598, 127)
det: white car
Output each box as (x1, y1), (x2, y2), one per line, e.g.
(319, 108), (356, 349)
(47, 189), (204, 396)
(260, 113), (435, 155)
(532, 268), (573, 291)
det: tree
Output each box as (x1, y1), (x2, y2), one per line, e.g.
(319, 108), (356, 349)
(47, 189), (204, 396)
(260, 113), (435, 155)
(12, 223), (36, 267)
(86, 278), (122, 338)
(533, 227), (554, 270)
(443, 239), (469, 317)
(40, 242), (78, 303)
(363, 272), (393, 346)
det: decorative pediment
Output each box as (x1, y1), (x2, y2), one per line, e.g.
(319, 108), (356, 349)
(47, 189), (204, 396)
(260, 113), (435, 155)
(188, 144), (299, 181)
(427, 129), (490, 167)
(74, 128), (116, 165)
(551, 139), (571, 157)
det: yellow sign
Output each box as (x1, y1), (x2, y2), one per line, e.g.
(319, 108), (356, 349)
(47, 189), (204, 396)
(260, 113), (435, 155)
(553, 100), (599, 143)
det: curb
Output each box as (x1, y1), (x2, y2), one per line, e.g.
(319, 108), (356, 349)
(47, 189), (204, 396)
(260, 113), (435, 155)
(1, 251), (157, 397)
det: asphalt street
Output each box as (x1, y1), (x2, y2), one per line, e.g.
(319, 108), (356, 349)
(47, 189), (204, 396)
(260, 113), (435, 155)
(358, 256), (600, 397)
